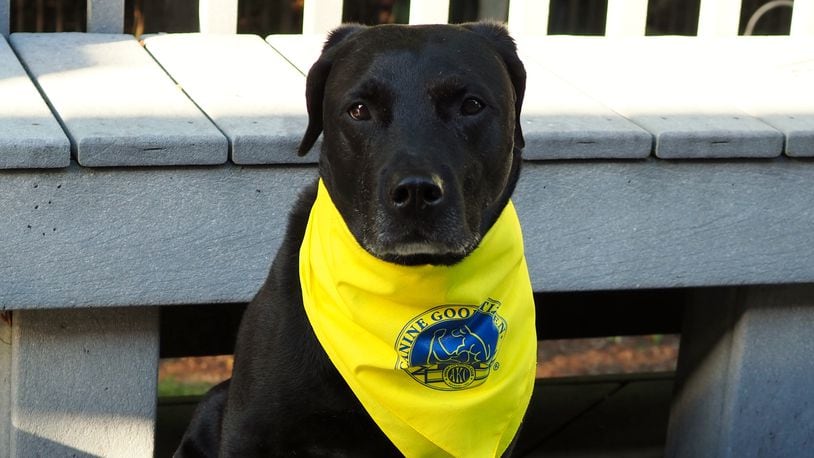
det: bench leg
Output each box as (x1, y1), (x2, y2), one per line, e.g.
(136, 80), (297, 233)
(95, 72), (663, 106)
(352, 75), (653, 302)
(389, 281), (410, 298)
(4, 307), (159, 457)
(666, 285), (814, 457)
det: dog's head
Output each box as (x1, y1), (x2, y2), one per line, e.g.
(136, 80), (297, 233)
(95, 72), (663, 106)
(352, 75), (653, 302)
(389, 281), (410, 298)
(299, 23), (526, 266)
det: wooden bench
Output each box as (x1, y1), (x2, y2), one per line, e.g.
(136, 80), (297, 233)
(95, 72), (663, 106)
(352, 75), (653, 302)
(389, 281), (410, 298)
(1, 0), (813, 456)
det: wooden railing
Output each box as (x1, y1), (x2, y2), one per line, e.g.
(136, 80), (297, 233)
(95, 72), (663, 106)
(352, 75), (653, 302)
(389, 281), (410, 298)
(2, 0), (813, 37)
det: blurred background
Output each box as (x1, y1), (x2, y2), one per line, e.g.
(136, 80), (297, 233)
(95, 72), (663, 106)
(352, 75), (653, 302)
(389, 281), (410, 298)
(10, 0), (794, 36)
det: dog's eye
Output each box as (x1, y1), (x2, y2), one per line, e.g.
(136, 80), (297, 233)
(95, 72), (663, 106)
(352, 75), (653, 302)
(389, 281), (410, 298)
(460, 98), (485, 116)
(348, 103), (371, 121)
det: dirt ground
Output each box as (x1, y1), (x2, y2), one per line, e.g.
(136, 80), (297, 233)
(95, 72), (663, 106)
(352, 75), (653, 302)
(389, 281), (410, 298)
(159, 335), (681, 394)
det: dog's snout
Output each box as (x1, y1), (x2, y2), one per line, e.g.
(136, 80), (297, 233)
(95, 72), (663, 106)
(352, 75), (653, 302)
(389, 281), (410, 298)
(390, 176), (445, 212)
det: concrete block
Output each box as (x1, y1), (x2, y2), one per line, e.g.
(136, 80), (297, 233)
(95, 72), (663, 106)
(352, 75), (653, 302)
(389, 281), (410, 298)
(0, 36), (70, 169)
(9, 307), (159, 457)
(9, 33), (227, 167)
(667, 285), (814, 457)
(143, 33), (317, 164)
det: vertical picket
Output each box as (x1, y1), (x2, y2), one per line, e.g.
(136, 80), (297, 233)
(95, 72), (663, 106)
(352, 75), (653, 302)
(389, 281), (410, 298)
(697, 0), (742, 36)
(86, 0), (124, 33)
(507, 0), (550, 36)
(302, 0), (344, 34)
(408, 0), (450, 24)
(0, 0), (9, 36)
(605, 0), (649, 37)
(199, 0), (238, 34)
(791, 0), (814, 36)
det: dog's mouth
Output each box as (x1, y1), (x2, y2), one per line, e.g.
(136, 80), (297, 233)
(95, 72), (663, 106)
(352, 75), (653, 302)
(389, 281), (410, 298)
(366, 225), (481, 266)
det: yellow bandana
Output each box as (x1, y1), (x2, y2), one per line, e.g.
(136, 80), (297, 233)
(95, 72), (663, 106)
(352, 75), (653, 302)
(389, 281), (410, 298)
(299, 180), (537, 457)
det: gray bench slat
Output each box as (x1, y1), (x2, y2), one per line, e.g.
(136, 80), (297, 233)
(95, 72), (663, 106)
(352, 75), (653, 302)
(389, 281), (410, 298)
(143, 33), (316, 164)
(0, 36), (70, 169)
(9, 33), (227, 167)
(3, 159), (814, 309)
(528, 37), (784, 159)
(517, 49), (652, 159)
(716, 37), (814, 157)
(265, 34), (324, 75)
(267, 34), (653, 160)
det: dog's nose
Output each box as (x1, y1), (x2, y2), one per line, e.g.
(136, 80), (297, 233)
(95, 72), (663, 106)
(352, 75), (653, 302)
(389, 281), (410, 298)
(390, 176), (444, 212)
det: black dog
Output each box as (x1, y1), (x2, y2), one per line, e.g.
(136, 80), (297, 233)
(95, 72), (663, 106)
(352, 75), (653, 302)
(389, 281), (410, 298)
(176, 22), (527, 457)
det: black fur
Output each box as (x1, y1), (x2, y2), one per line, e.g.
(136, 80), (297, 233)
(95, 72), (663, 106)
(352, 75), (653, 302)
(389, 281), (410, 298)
(176, 22), (527, 457)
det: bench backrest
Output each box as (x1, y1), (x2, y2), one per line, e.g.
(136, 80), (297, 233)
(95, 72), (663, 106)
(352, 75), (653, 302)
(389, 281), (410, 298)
(2, 0), (813, 37)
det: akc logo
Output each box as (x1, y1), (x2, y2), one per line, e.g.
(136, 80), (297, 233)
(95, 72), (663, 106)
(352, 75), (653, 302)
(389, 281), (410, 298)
(395, 298), (507, 391)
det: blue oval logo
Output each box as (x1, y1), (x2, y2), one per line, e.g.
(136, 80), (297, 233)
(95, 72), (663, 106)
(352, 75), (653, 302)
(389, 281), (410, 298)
(395, 299), (507, 390)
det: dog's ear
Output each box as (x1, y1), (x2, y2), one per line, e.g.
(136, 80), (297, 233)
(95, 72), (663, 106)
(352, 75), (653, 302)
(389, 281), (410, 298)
(461, 22), (526, 149)
(297, 24), (368, 156)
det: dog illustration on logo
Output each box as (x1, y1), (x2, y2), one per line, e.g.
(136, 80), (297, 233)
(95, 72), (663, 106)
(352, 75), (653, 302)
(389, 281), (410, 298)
(424, 322), (494, 365)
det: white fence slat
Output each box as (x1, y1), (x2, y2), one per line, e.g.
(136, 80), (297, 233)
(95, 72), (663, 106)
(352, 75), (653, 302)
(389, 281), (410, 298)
(697, 0), (742, 37)
(86, 0), (124, 33)
(507, 0), (550, 36)
(199, 0), (238, 34)
(303, 0), (343, 34)
(0, 0), (9, 36)
(408, 0), (450, 25)
(605, 0), (648, 37)
(791, 0), (814, 36)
